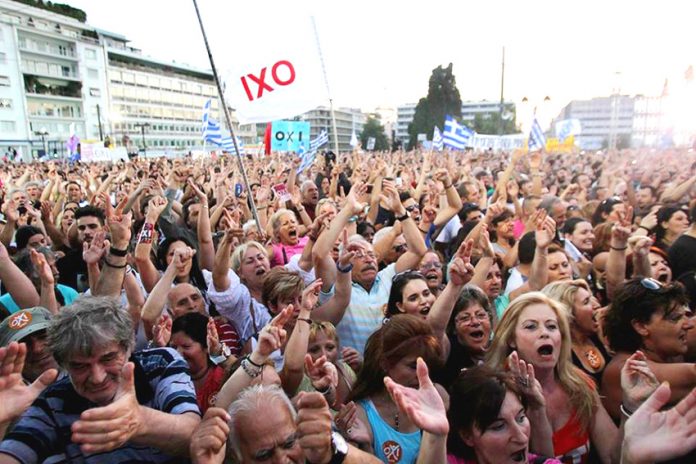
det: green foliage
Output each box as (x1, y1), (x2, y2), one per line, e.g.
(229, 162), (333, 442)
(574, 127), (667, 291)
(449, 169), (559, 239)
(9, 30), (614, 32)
(11, 0), (87, 22)
(360, 117), (389, 151)
(471, 107), (518, 135)
(407, 63), (462, 149)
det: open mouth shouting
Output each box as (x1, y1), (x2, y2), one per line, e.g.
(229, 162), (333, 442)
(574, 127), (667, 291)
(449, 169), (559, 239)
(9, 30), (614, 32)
(510, 448), (526, 462)
(536, 343), (554, 361)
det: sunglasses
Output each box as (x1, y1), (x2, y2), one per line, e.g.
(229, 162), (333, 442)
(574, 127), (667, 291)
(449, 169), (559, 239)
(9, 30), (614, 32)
(640, 277), (663, 291)
(405, 205), (419, 212)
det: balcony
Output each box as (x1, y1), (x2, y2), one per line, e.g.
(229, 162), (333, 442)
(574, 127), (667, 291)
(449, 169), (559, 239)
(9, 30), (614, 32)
(24, 75), (82, 99)
(18, 42), (77, 61)
(21, 66), (80, 81)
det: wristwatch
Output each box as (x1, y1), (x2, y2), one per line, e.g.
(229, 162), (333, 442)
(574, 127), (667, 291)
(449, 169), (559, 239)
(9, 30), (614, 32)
(329, 431), (348, 464)
(209, 343), (232, 365)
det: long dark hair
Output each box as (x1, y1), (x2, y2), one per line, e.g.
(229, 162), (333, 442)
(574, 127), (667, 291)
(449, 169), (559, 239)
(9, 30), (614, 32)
(156, 236), (207, 292)
(384, 271), (428, 318)
(171, 312), (213, 366)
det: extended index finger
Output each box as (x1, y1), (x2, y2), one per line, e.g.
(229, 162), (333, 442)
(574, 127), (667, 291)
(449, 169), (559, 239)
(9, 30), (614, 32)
(113, 195), (128, 216)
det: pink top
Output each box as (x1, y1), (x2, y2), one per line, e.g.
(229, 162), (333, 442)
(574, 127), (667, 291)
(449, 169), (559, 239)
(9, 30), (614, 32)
(447, 453), (562, 464)
(270, 235), (309, 267)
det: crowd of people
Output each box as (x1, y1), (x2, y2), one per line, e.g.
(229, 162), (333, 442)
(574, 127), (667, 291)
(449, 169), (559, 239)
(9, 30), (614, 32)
(0, 145), (695, 463)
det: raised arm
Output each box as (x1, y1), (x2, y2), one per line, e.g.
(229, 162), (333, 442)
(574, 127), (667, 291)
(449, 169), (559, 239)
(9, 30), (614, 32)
(606, 208), (633, 301)
(313, 231), (355, 325)
(188, 179), (214, 272)
(0, 242), (39, 309)
(94, 198), (131, 297)
(134, 195), (167, 293)
(660, 174), (696, 203)
(379, 181), (427, 272)
(431, 169), (463, 228)
(510, 211), (554, 300)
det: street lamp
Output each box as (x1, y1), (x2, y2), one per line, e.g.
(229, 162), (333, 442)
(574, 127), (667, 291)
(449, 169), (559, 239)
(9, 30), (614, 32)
(134, 122), (151, 156)
(33, 127), (48, 159)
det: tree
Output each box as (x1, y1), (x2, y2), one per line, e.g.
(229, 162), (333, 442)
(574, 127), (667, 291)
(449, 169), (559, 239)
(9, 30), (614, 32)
(407, 64), (462, 149)
(471, 107), (518, 135)
(360, 118), (389, 151)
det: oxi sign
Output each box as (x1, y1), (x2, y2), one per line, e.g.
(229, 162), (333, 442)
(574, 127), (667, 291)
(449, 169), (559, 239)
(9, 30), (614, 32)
(271, 120), (310, 152)
(240, 60), (296, 101)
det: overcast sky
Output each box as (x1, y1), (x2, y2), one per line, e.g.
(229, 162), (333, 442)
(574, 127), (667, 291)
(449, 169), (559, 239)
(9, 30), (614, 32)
(67, 0), (694, 123)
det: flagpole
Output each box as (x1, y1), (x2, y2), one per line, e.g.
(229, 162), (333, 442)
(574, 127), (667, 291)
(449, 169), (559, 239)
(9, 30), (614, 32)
(191, 0), (262, 233)
(310, 16), (340, 156)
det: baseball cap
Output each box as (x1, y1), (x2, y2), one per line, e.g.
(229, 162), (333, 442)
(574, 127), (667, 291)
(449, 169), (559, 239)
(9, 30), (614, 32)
(0, 307), (52, 347)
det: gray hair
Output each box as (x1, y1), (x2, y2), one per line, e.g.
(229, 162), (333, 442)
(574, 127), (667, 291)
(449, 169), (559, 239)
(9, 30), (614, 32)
(269, 208), (295, 237)
(230, 240), (267, 274)
(538, 195), (562, 213)
(372, 226), (393, 245)
(300, 180), (316, 193)
(338, 233), (372, 255)
(7, 187), (27, 199)
(242, 219), (258, 235)
(227, 385), (297, 461)
(47, 296), (135, 367)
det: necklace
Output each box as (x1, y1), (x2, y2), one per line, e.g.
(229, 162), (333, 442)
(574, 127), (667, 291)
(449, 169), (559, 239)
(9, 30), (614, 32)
(394, 410), (399, 431)
(584, 346), (603, 370)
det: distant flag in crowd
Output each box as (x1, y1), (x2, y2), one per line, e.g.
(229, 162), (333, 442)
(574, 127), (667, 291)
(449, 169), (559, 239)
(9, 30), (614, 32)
(432, 126), (444, 151)
(442, 115), (474, 150)
(296, 143), (316, 174)
(349, 130), (359, 148)
(310, 129), (329, 152)
(555, 119), (582, 141)
(201, 100), (245, 155)
(528, 118), (546, 151)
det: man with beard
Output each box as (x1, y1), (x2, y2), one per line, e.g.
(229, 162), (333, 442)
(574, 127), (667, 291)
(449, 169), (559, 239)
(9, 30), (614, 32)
(56, 205), (105, 292)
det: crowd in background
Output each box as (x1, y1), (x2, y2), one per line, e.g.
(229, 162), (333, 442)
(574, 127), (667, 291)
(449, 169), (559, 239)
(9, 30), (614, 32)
(0, 145), (695, 463)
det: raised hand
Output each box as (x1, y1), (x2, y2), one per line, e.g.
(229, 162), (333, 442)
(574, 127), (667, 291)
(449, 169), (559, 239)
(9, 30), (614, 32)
(340, 346), (362, 372)
(30, 248), (55, 285)
(0, 342), (58, 425)
(146, 195), (168, 222)
(107, 197), (132, 250)
(621, 350), (660, 413)
(304, 354), (338, 392)
(254, 305), (292, 359)
(507, 351), (545, 410)
(83, 230), (110, 265)
(380, 181), (405, 215)
(345, 181), (367, 215)
(335, 401), (370, 445)
(384, 358), (448, 436)
(449, 239), (475, 287)
(187, 179), (209, 207)
(152, 314), (172, 347)
(534, 210), (556, 250)
(295, 392), (333, 464)
(190, 407), (230, 464)
(71, 362), (143, 453)
(207, 318), (222, 357)
(301, 279), (323, 313)
(622, 383), (696, 464)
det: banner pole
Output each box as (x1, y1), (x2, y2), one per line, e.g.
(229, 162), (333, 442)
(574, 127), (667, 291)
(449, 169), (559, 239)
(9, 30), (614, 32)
(310, 16), (340, 156)
(191, 0), (262, 233)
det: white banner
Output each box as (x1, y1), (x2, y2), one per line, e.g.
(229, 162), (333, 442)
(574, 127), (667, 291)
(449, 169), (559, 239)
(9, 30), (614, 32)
(470, 134), (526, 151)
(201, 5), (326, 124)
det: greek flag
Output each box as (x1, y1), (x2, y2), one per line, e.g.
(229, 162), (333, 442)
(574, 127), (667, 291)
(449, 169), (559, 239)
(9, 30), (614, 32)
(528, 118), (546, 151)
(310, 130), (329, 152)
(442, 115), (474, 150)
(555, 119), (581, 141)
(296, 143), (316, 174)
(201, 100), (245, 154)
(432, 126), (444, 151)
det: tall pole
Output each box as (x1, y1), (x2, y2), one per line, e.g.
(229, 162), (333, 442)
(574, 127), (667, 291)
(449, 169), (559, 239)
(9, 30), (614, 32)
(498, 46), (505, 136)
(311, 17), (340, 156)
(96, 103), (104, 141)
(191, 0), (262, 233)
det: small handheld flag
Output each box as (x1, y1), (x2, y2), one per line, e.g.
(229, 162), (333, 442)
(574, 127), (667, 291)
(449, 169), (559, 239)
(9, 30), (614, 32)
(442, 115), (474, 150)
(432, 126), (444, 151)
(528, 118), (546, 151)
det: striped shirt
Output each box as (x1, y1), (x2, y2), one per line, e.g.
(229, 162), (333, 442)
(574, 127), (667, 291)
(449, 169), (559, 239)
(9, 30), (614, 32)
(0, 348), (200, 464)
(336, 263), (397, 355)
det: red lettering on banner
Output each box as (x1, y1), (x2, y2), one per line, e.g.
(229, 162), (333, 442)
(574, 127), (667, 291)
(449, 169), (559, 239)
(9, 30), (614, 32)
(239, 60), (297, 102)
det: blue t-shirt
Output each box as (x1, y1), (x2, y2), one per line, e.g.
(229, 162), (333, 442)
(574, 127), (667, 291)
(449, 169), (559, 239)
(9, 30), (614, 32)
(0, 348), (200, 463)
(0, 284), (79, 314)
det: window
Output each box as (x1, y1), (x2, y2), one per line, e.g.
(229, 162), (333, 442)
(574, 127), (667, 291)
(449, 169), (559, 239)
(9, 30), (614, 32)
(0, 121), (16, 132)
(87, 68), (98, 79)
(85, 48), (97, 60)
(0, 75), (9, 86)
(0, 52), (5, 64)
(89, 88), (101, 97)
(0, 98), (11, 109)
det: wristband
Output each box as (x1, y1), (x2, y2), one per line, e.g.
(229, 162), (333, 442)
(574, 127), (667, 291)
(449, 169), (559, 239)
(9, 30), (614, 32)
(109, 246), (128, 257)
(620, 403), (633, 419)
(246, 355), (264, 368)
(138, 222), (154, 244)
(396, 212), (409, 222)
(337, 261), (353, 273)
(297, 317), (312, 325)
(104, 259), (127, 269)
(241, 358), (262, 378)
(610, 245), (628, 251)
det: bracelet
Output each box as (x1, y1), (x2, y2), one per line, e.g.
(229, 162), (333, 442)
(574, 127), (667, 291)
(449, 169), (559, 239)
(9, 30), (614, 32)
(395, 212), (409, 222)
(104, 258), (127, 269)
(240, 358), (262, 378)
(315, 384), (331, 394)
(246, 355), (264, 368)
(109, 246), (128, 257)
(297, 317), (312, 325)
(337, 261), (353, 273)
(308, 234), (319, 242)
(620, 404), (633, 419)
(347, 215), (359, 223)
(637, 225), (651, 231)
(443, 183), (453, 189)
(610, 245), (628, 251)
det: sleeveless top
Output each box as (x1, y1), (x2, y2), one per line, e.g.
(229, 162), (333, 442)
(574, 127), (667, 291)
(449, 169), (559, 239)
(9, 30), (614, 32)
(359, 399), (421, 464)
(552, 411), (590, 464)
(270, 236), (309, 267)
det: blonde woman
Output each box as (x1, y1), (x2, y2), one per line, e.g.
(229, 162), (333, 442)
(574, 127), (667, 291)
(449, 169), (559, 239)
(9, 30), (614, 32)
(542, 280), (611, 387)
(486, 292), (627, 463)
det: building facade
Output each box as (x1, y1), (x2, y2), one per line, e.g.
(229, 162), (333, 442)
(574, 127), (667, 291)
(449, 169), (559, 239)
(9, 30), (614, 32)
(300, 106), (366, 153)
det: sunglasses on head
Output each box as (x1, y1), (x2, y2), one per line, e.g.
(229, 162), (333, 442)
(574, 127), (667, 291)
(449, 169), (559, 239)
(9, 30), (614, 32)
(640, 277), (664, 291)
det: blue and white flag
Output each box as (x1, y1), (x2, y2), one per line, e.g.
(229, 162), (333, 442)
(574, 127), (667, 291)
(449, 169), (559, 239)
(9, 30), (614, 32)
(528, 118), (546, 151)
(442, 115), (474, 149)
(432, 126), (444, 151)
(555, 119), (581, 141)
(310, 130), (329, 152)
(349, 130), (359, 148)
(202, 100), (245, 154)
(296, 143), (316, 174)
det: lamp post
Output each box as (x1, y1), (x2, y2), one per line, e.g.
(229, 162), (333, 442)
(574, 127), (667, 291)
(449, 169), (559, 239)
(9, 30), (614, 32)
(33, 127), (48, 159)
(134, 122), (151, 156)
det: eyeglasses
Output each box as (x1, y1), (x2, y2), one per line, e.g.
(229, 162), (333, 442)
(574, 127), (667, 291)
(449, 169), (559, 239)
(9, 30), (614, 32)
(420, 262), (443, 271)
(405, 205), (419, 212)
(352, 250), (377, 260)
(253, 432), (298, 461)
(455, 311), (490, 325)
